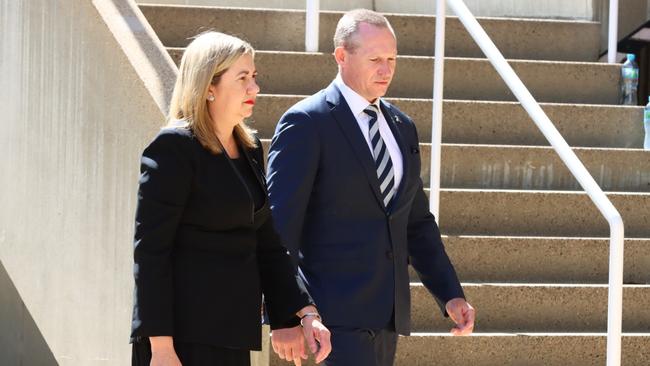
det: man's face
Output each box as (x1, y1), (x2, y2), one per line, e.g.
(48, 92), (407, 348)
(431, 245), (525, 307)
(336, 23), (397, 103)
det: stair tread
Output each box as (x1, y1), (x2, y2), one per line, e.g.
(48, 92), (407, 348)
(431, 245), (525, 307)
(145, 5), (600, 61)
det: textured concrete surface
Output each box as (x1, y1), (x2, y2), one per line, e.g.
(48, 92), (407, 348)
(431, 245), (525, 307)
(424, 144), (650, 192)
(413, 236), (650, 284)
(596, 0), (649, 54)
(136, 0), (372, 11)
(436, 190), (650, 237)
(431, 100), (644, 148)
(250, 96), (645, 148)
(0, 0), (165, 364)
(271, 334), (650, 365)
(259, 139), (650, 233)
(136, 0), (599, 20)
(141, 5), (600, 61)
(410, 283), (650, 332)
(250, 325), (270, 366)
(0, 261), (57, 365)
(392, 334), (650, 366)
(379, 0), (598, 19)
(95, 0), (177, 115)
(168, 49), (622, 104)
(258, 139), (650, 191)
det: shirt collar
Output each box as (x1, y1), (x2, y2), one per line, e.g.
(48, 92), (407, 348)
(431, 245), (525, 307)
(334, 74), (381, 118)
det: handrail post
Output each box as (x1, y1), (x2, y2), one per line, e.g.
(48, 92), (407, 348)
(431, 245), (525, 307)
(608, 0), (619, 63)
(305, 0), (319, 52)
(606, 214), (625, 366)
(445, 1), (625, 365)
(430, 0), (445, 222)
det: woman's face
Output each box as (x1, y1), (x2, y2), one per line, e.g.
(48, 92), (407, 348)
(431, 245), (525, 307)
(208, 53), (259, 129)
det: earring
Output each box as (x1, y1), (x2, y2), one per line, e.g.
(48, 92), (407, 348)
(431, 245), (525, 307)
(207, 94), (215, 102)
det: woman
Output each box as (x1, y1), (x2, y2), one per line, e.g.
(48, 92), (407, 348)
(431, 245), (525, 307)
(130, 31), (330, 366)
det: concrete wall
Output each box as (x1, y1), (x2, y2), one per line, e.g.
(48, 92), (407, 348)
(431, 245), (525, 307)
(596, 0), (649, 53)
(0, 261), (57, 365)
(0, 0), (174, 364)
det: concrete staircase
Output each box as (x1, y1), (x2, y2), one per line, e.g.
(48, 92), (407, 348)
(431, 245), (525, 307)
(139, 5), (650, 365)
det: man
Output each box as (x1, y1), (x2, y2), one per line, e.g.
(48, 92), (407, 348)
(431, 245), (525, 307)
(267, 9), (475, 366)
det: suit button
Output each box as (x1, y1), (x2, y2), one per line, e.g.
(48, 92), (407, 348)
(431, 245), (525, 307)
(386, 251), (394, 260)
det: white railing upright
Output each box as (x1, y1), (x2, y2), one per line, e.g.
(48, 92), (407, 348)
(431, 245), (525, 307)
(430, 1), (625, 366)
(305, 0), (319, 52)
(429, 0), (446, 221)
(608, 0), (619, 63)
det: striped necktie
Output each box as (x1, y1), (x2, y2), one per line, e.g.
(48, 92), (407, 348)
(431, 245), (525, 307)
(364, 105), (395, 208)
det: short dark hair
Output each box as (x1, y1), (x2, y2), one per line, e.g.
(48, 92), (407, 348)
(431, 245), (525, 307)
(333, 9), (396, 52)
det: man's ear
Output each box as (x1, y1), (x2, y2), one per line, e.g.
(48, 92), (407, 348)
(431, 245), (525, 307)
(334, 46), (346, 67)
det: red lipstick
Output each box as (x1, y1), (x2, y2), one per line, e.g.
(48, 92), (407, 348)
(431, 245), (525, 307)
(244, 99), (255, 105)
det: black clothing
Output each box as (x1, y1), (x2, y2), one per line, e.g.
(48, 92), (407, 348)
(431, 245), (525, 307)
(132, 339), (250, 366)
(130, 127), (312, 352)
(230, 156), (265, 211)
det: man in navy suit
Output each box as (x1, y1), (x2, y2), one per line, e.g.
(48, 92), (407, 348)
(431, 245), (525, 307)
(267, 9), (475, 366)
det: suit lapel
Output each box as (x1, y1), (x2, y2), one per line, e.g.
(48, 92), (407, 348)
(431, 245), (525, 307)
(380, 100), (410, 212)
(239, 145), (270, 210)
(240, 146), (265, 189)
(325, 83), (386, 210)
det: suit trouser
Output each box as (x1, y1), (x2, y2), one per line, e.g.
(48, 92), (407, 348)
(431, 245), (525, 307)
(323, 326), (398, 366)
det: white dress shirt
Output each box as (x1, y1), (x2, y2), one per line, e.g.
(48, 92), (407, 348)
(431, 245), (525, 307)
(334, 75), (403, 199)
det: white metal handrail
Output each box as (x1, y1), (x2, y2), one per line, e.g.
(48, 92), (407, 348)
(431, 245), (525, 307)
(305, 0), (319, 52)
(430, 1), (625, 366)
(608, 0), (619, 63)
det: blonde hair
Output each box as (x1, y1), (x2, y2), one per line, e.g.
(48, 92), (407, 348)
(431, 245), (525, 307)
(167, 31), (257, 154)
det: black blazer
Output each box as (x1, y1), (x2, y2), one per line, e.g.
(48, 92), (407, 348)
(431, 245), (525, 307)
(130, 127), (312, 350)
(267, 82), (464, 335)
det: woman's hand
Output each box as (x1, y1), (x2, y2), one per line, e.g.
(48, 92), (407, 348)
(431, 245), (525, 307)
(149, 336), (182, 366)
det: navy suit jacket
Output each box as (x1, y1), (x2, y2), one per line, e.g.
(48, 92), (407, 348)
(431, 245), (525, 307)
(267, 82), (464, 335)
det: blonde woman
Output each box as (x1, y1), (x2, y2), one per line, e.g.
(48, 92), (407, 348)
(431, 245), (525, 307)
(130, 32), (330, 366)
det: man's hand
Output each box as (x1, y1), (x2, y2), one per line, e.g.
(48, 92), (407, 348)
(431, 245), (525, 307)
(300, 315), (331, 364)
(445, 298), (475, 336)
(271, 326), (307, 366)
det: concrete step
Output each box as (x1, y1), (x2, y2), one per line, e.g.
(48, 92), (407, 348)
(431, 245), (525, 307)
(271, 333), (650, 366)
(410, 283), (650, 332)
(435, 189), (650, 237)
(251, 96), (644, 148)
(167, 49), (621, 104)
(136, 0), (600, 21)
(142, 5), (600, 61)
(394, 333), (650, 366)
(258, 139), (650, 192)
(258, 141), (650, 235)
(413, 236), (650, 284)
(427, 144), (650, 192)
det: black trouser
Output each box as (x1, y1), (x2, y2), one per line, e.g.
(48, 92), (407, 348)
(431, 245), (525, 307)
(323, 326), (398, 366)
(132, 339), (250, 366)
